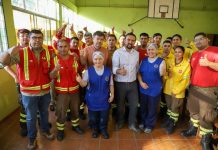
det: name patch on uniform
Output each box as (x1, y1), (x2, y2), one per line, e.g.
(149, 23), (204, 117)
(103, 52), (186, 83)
(105, 76), (109, 82)
(42, 57), (47, 60)
(154, 64), (159, 68)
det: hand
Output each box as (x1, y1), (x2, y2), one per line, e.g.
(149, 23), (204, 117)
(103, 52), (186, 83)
(122, 30), (126, 35)
(14, 76), (19, 83)
(111, 27), (115, 32)
(80, 49), (86, 57)
(54, 61), (61, 72)
(83, 26), (88, 32)
(69, 52), (79, 60)
(131, 28), (134, 33)
(57, 24), (67, 34)
(185, 39), (191, 45)
(171, 93), (176, 98)
(199, 54), (210, 67)
(108, 95), (114, 103)
(70, 24), (74, 32)
(140, 81), (149, 89)
(118, 66), (127, 76)
(76, 73), (82, 83)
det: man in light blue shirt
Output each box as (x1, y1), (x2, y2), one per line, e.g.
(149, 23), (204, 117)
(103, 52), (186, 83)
(112, 32), (140, 132)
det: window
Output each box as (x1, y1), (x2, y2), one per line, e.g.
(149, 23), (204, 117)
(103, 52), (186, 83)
(62, 5), (77, 38)
(0, 3), (8, 52)
(11, 0), (24, 9)
(12, 0), (59, 45)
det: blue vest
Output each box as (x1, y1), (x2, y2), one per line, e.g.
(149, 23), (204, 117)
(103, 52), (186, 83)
(85, 66), (111, 111)
(139, 57), (163, 97)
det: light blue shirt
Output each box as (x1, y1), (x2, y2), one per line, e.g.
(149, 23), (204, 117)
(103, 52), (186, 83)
(112, 47), (139, 82)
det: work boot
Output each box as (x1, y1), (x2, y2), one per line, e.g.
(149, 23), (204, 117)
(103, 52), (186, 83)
(72, 126), (84, 134)
(57, 130), (64, 141)
(165, 118), (175, 134)
(92, 128), (99, 138)
(20, 123), (27, 137)
(27, 138), (37, 150)
(101, 130), (109, 139)
(49, 103), (55, 112)
(161, 115), (170, 128)
(79, 109), (86, 120)
(200, 134), (213, 150)
(42, 130), (55, 140)
(159, 106), (167, 119)
(181, 123), (197, 137)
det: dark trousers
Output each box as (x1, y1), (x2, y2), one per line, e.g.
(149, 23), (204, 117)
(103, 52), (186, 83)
(115, 81), (139, 126)
(56, 93), (80, 125)
(88, 109), (109, 132)
(188, 86), (218, 133)
(140, 93), (160, 129)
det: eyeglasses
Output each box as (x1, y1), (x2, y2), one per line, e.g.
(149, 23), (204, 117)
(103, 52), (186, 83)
(194, 37), (206, 42)
(31, 36), (43, 40)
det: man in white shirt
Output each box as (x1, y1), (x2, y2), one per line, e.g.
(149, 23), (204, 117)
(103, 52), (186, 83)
(112, 32), (140, 132)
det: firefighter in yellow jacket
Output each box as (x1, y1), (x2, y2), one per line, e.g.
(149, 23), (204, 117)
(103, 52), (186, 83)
(158, 40), (174, 119)
(162, 46), (191, 134)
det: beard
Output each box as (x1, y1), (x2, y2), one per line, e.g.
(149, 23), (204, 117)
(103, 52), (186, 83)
(126, 44), (133, 49)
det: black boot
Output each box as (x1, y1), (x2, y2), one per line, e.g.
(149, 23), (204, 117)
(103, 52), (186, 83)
(49, 103), (55, 112)
(161, 115), (170, 128)
(79, 109), (86, 120)
(57, 130), (64, 141)
(101, 130), (109, 139)
(159, 106), (167, 119)
(200, 134), (213, 150)
(165, 118), (175, 134)
(20, 122), (28, 137)
(181, 123), (197, 137)
(72, 126), (84, 134)
(92, 128), (99, 138)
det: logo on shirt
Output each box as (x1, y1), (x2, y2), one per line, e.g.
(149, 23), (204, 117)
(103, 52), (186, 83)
(178, 70), (182, 74)
(105, 76), (109, 82)
(154, 64), (159, 68)
(42, 57), (47, 60)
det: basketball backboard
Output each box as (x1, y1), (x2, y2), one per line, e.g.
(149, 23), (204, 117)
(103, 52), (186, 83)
(148, 0), (180, 19)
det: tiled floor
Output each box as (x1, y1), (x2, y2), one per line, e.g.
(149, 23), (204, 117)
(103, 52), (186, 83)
(0, 108), (203, 150)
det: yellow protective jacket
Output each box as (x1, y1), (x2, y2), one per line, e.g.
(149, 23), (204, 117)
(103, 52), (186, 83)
(163, 59), (191, 98)
(162, 51), (175, 85)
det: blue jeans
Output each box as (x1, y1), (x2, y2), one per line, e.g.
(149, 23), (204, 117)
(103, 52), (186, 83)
(140, 93), (160, 129)
(22, 93), (51, 139)
(88, 109), (109, 132)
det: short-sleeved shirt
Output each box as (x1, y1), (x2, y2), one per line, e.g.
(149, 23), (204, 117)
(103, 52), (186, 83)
(82, 45), (109, 67)
(190, 46), (218, 87)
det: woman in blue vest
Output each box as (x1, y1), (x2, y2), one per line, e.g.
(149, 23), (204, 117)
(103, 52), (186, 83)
(138, 43), (166, 133)
(76, 51), (114, 139)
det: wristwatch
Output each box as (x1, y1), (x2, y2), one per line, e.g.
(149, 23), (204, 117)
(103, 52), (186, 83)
(0, 62), (5, 69)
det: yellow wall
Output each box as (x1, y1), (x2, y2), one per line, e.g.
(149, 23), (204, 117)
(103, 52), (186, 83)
(0, 0), (77, 121)
(0, 0), (18, 121)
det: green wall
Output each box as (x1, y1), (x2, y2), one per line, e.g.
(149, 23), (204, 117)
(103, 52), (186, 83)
(78, 7), (218, 41)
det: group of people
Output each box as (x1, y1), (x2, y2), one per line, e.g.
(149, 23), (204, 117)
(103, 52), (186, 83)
(0, 24), (218, 150)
